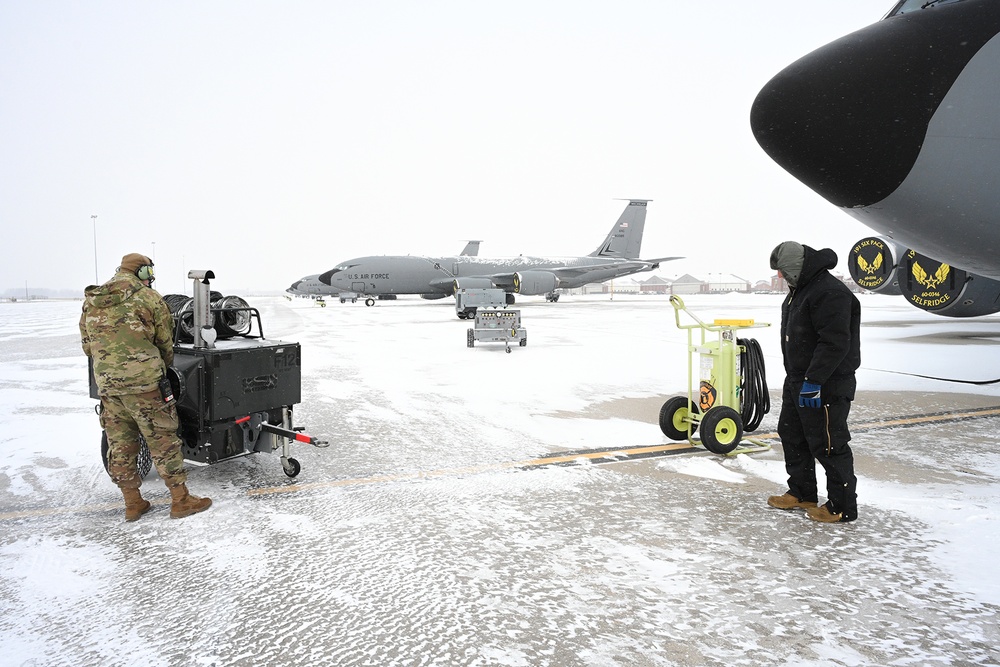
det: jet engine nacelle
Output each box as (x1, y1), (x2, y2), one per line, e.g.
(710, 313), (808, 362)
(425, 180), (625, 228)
(899, 249), (1000, 317)
(848, 236), (902, 295)
(452, 277), (495, 293)
(513, 271), (559, 295)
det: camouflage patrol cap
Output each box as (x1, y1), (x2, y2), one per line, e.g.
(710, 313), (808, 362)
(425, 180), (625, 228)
(120, 253), (153, 275)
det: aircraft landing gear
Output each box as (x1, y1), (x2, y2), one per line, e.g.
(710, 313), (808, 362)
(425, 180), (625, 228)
(545, 292), (560, 302)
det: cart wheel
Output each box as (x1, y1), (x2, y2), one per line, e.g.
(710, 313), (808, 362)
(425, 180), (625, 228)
(365, 297), (375, 307)
(282, 457), (301, 478)
(100, 431), (152, 479)
(699, 406), (743, 454)
(519, 336), (527, 347)
(506, 346), (511, 354)
(659, 396), (699, 440)
(467, 329), (475, 347)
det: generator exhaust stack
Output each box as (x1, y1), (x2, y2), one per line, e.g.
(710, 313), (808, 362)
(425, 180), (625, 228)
(188, 270), (216, 349)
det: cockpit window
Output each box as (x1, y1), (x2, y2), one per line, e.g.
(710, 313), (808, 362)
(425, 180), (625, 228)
(885, 0), (964, 18)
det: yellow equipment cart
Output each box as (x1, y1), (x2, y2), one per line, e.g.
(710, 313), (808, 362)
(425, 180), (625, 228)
(659, 295), (772, 455)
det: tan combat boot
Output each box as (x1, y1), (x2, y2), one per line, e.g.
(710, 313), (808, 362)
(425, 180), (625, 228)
(169, 484), (212, 519)
(766, 493), (818, 511)
(121, 487), (151, 522)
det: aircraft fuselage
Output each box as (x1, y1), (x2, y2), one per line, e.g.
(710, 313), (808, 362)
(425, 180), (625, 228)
(319, 254), (650, 296)
(751, 0), (1000, 280)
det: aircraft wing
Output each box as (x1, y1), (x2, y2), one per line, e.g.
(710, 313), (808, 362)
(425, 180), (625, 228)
(434, 256), (684, 293)
(545, 257), (683, 279)
(641, 256), (684, 270)
(545, 262), (651, 280)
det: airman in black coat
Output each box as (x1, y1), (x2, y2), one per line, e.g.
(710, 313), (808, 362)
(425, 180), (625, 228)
(768, 242), (860, 523)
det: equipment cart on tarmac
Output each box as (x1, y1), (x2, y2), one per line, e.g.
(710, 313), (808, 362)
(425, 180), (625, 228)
(467, 309), (527, 353)
(460, 288), (527, 353)
(90, 270), (327, 480)
(658, 295), (771, 456)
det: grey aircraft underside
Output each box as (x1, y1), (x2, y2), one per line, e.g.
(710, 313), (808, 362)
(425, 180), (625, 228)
(291, 199), (680, 312)
(751, 0), (1000, 317)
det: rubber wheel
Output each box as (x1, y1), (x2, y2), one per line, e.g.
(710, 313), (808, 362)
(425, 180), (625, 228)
(101, 431), (152, 479)
(699, 406), (743, 454)
(283, 457), (301, 478)
(365, 297), (375, 307)
(659, 396), (699, 440)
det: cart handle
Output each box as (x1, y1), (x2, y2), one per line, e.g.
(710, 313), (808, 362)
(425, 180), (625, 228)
(670, 295), (770, 332)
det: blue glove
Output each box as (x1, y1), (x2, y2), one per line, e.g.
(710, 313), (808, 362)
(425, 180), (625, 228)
(798, 382), (822, 408)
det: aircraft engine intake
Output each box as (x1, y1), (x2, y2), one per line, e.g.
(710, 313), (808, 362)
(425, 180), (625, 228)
(848, 236), (902, 295)
(899, 249), (1000, 317)
(452, 277), (495, 293)
(513, 271), (559, 295)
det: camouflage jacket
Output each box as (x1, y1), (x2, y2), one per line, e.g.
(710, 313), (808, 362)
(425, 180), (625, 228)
(80, 270), (175, 396)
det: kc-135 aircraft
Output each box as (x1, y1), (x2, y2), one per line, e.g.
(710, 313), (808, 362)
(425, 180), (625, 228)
(291, 200), (679, 316)
(751, 0), (1000, 317)
(287, 240), (481, 299)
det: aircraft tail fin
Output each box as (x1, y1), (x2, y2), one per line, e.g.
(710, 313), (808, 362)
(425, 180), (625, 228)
(589, 200), (649, 259)
(460, 240), (481, 256)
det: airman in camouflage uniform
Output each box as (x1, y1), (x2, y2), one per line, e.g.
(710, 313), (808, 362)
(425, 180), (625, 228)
(81, 252), (212, 521)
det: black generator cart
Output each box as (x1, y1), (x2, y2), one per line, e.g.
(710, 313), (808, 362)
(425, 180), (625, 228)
(91, 269), (326, 479)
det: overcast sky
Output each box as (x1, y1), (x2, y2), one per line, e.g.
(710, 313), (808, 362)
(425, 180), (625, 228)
(1, 1), (884, 295)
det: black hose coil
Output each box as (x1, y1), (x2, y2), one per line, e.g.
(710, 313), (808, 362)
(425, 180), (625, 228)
(738, 338), (769, 432)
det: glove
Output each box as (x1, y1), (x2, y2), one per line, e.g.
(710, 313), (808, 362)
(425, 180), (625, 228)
(798, 382), (822, 408)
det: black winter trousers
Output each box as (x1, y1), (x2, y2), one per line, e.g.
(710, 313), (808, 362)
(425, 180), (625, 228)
(777, 377), (858, 520)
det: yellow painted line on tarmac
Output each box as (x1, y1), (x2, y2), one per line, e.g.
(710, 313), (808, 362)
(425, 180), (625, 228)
(0, 498), (171, 522)
(4, 407), (1000, 519)
(246, 442), (697, 497)
(725, 406), (1000, 443)
(854, 406), (1000, 431)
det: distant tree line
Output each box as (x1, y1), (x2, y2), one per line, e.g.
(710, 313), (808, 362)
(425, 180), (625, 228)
(1, 287), (83, 300)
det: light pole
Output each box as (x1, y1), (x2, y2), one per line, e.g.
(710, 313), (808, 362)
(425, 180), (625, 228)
(91, 214), (99, 283)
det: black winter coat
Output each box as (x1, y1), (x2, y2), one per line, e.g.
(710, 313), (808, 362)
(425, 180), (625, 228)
(780, 246), (861, 391)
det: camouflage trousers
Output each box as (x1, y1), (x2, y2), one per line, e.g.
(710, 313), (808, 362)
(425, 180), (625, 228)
(100, 388), (187, 490)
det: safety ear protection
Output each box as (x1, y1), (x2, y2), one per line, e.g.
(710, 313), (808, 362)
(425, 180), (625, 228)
(136, 264), (155, 282)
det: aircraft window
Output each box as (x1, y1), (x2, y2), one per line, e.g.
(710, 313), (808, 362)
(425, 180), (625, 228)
(885, 0), (964, 17)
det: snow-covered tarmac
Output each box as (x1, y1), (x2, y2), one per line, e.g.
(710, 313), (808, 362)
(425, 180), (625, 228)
(1, 292), (999, 666)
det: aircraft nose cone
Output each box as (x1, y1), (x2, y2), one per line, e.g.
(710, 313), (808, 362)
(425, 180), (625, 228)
(750, 5), (997, 208)
(318, 269), (336, 286)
